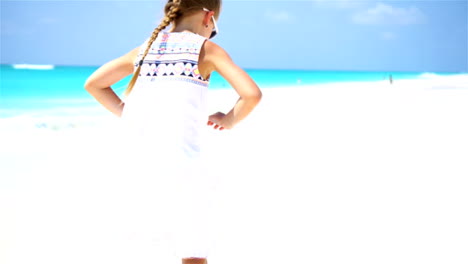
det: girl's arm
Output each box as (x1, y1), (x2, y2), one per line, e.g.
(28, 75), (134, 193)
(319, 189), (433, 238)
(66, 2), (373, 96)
(201, 41), (262, 130)
(84, 47), (140, 117)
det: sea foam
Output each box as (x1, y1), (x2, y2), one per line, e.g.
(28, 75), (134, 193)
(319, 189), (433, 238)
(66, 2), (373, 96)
(12, 64), (55, 70)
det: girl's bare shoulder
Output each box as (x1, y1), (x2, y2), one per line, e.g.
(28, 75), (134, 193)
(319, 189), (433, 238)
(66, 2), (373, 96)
(202, 40), (231, 60)
(199, 40), (234, 75)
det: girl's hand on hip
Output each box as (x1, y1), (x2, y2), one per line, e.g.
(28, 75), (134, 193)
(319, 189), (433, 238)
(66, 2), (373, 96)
(208, 112), (229, 130)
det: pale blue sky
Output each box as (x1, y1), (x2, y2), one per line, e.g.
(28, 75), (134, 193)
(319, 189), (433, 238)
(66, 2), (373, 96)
(1, 0), (467, 72)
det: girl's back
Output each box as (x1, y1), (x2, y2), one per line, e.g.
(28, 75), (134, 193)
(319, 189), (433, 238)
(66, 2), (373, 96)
(118, 33), (217, 260)
(122, 32), (209, 160)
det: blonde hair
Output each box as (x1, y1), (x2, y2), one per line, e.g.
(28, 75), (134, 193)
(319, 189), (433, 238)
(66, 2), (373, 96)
(124, 0), (221, 96)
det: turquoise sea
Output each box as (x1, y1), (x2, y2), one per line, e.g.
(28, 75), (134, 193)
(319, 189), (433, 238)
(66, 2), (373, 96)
(0, 64), (464, 119)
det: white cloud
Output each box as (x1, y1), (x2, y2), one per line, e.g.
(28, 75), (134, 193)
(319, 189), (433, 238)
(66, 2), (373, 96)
(265, 10), (294, 23)
(312, 0), (371, 9)
(352, 2), (426, 25)
(381, 31), (396, 40)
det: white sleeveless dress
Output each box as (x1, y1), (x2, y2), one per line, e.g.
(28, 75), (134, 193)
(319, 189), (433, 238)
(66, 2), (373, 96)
(120, 32), (217, 259)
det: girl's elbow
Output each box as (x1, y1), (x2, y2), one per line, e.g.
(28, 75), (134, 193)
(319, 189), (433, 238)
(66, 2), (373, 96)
(249, 90), (262, 103)
(84, 78), (101, 92)
(256, 90), (263, 101)
(84, 79), (95, 92)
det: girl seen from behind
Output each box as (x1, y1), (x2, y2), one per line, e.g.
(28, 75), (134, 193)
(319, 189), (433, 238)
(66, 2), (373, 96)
(84, 0), (261, 263)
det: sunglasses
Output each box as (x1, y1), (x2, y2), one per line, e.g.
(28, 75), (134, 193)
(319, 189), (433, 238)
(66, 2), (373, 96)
(203, 8), (219, 39)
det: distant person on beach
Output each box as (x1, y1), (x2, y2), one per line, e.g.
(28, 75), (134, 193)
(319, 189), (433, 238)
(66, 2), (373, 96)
(84, 0), (261, 263)
(389, 74), (393, 84)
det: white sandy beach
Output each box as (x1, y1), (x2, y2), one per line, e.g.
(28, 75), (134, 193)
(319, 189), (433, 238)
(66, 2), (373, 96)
(1, 75), (468, 264)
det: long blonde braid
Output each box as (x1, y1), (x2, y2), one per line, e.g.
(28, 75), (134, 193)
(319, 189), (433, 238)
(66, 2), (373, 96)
(124, 0), (182, 96)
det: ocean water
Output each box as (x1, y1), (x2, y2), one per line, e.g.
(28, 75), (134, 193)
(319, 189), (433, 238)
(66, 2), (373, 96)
(0, 64), (465, 126)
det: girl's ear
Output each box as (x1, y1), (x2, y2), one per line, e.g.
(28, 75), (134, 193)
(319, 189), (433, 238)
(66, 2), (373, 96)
(202, 10), (214, 26)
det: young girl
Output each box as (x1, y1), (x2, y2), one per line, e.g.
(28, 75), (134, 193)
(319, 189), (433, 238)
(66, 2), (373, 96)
(84, 0), (261, 263)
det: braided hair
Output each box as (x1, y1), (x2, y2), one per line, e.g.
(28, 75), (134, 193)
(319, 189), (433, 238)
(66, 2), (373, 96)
(124, 0), (182, 96)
